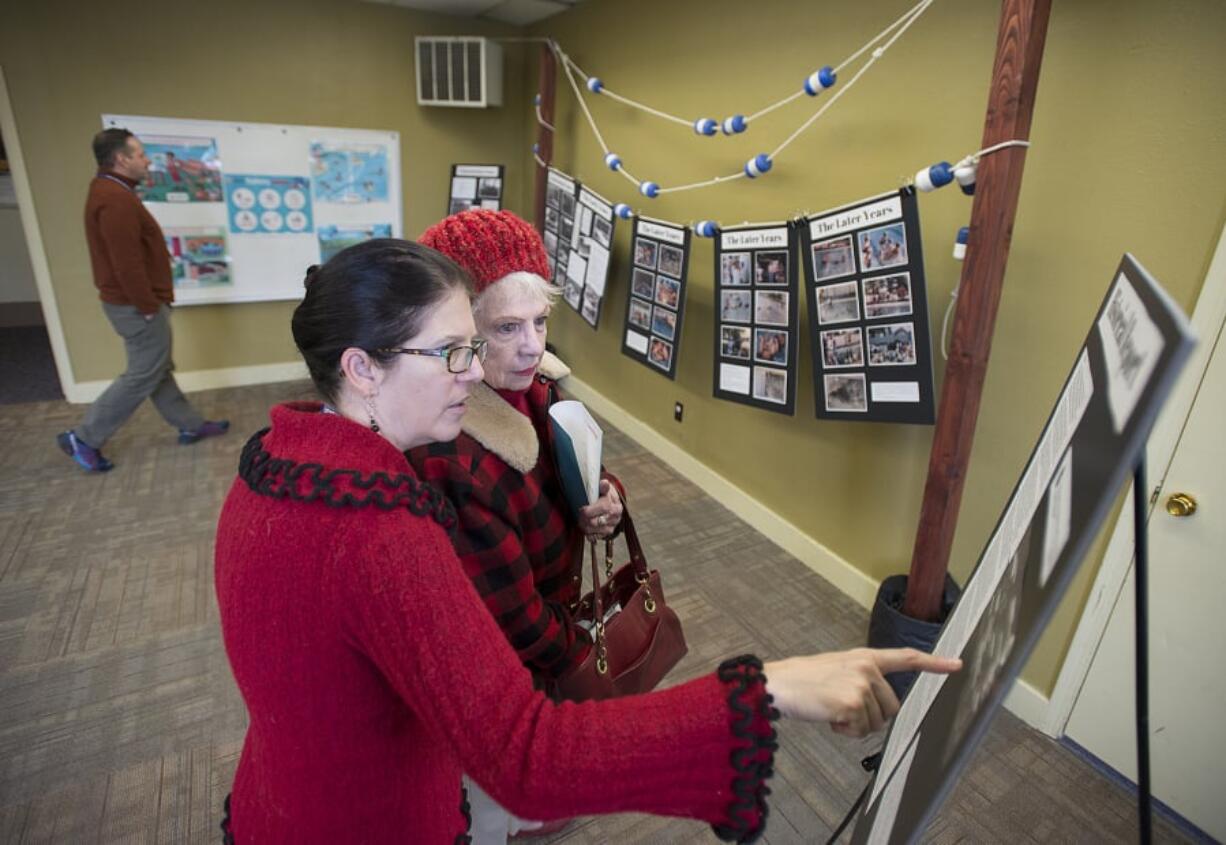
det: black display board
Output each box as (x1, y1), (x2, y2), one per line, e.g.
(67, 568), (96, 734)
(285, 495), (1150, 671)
(621, 217), (691, 379)
(543, 167), (577, 285)
(448, 163), (503, 214)
(711, 223), (799, 414)
(558, 185), (616, 328)
(850, 255), (1194, 844)
(801, 188), (935, 423)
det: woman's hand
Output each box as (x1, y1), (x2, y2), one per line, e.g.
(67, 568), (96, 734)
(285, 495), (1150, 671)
(578, 479), (623, 538)
(764, 648), (961, 737)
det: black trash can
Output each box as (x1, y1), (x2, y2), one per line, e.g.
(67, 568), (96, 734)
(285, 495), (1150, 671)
(866, 574), (961, 701)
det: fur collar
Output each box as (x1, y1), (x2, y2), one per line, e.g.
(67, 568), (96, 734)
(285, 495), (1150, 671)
(460, 351), (569, 474)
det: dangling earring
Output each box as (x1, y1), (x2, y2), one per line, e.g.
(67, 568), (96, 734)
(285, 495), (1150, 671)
(366, 395), (381, 433)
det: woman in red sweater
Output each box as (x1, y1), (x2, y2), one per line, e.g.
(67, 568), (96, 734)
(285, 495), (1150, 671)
(214, 239), (958, 843)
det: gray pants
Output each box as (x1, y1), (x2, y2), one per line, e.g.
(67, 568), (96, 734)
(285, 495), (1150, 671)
(77, 302), (203, 447)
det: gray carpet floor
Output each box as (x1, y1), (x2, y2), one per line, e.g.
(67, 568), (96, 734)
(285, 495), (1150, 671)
(0, 381), (1201, 843)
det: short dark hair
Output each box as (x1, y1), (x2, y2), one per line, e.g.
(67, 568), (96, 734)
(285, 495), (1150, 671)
(93, 128), (135, 168)
(291, 239), (473, 403)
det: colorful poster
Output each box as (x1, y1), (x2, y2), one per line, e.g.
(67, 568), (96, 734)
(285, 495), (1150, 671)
(165, 227), (230, 287)
(318, 223), (392, 263)
(310, 142), (389, 204)
(225, 174), (313, 234)
(139, 135), (223, 203)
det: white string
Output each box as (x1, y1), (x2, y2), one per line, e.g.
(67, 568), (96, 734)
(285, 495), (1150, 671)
(552, 42), (610, 154)
(533, 150), (548, 168)
(941, 283), (959, 359)
(657, 170), (745, 195)
(834, 0), (931, 73)
(534, 101), (555, 132)
(599, 88), (694, 128)
(770, 0), (934, 160)
(745, 90), (806, 124)
(955, 138), (1031, 169)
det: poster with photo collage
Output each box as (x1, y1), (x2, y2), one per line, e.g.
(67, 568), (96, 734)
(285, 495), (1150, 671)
(542, 167), (577, 288)
(712, 224), (799, 414)
(802, 188), (936, 424)
(448, 163), (504, 215)
(621, 218), (690, 378)
(557, 185), (616, 328)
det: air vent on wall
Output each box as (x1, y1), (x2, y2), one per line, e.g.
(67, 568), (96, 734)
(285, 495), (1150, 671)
(415, 37), (503, 108)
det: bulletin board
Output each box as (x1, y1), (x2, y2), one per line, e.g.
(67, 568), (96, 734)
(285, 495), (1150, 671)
(102, 114), (402, 306)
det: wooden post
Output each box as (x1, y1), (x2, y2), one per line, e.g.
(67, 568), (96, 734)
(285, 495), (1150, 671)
(533, 42), (556, 233)
(903, 0), (1053, 621)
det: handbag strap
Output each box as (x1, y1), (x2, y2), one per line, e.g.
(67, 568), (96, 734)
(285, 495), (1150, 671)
(615, 503), (649, 579)
(587, 538), (609, 675)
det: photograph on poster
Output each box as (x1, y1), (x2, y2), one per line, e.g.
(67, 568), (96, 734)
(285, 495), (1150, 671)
(867, 322), (917, 366)
(593, 216), (612, 247)
(754, 328), (788, 365)
(578, 236), (591, 259)
(545, 206), (559, 231)
(658, 244), (684, 278)
(720, 252), (751, 286)
(863, 272), (914, 319)
(450, 177), (476, 200)
(167, 228), (230, 286)
(754, 290), (789, 326)
(581, 289), (600, 324)
(563, 279), (582, 309)
(310, 141), (388, 204)
(649, 338), (673, 370)
(812, 234), (856, 281)
(651, 306), (677, 340)
(478, 178), (501, 199)
(560, 192), (576, 217)
(449, 198), (473, 215)
(628, 298), (653, 329)
(480, 200), (499, 210)
(825, 372), (868, 412)
(858, 222), (909, 272)
(560, 216), (574, 243)
(632, 268), (655, 298)
(634, 237), (658, 269)
(821, 327), (865, 369)
(547, 184), (562, 209)
(721, 325), (751, 359)
(317, 223), (392, 263)
(754, 250), (788, 285)
(817, 280), (861, 324)
(721, 290), (751, 323)
(543, 230), (558, 256)
(753, 367), (787, 404)
(654, 275), (680, 309)
(139, 135), (223, 203)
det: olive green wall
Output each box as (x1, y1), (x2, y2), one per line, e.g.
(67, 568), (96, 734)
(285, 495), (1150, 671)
(529, 0), (1226, 696)
(0, 0), (529, 381)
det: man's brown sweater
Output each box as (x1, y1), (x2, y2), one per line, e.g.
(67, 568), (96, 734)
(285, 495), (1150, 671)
(83, 172), (173, 315)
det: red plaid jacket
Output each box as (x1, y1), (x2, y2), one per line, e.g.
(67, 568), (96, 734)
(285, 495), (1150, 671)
(408, 354), (610, 681)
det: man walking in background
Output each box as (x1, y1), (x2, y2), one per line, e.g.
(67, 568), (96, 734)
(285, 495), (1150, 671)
(57, 128), (227, 472)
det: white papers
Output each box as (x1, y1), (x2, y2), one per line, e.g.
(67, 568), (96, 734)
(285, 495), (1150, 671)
(585, 243), (610, 296)
(547, 400), (602, 504)
(719, 363), (751, 394)
(1098, 273), (1163, 432)
(871, 381), (920, 403)
(449, 176), (476, 200)
(1040, 446), (1074, 587)
(625, 330), (649, 354)
(566, 253), (588, 287)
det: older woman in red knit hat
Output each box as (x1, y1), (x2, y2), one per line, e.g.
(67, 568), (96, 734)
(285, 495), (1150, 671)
(413, 209), (623, 840)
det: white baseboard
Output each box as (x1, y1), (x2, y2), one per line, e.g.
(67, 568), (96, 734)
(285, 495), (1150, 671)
(65, 360), (308, 404)
(562, 373), (1056, 732)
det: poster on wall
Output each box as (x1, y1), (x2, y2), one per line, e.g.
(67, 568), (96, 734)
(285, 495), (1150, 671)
(542, 167), (578, 283)
(103, 114), (402, 306)
(621, 217), (690, 379)
(225, 174), (314, 235)
(165, 227), (230, 288)
(712, 223), (799, 415)
(139, 136), (223, 202)
(558, 186), (615, 328)
(310, 141), (389, 204)
(850, 255), (1194, 844)
(801, 188), (935, 424)
(448, 164), (504, 214)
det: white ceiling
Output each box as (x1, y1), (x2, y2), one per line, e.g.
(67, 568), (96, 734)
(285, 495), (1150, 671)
(362, 0), (582, 26)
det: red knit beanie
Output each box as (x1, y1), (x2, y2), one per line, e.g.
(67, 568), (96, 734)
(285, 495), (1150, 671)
(419, 209), (550, 295)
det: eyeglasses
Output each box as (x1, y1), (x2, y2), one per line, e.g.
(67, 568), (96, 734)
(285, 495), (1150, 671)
(377, 338), (488, 374)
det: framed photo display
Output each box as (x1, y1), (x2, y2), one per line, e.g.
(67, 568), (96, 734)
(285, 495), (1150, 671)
(542, 168), (577, 284)
(621, 217), (690, 378)
(802, 188), (935, 424)
(850, 256), (1194, 844)
(712, 223), (799, 414)
(555, 185), (616, 328)
(448, 164), (503, 215)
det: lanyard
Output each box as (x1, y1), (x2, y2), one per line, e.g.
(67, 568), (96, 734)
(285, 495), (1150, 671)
(100, 174), (137, 194)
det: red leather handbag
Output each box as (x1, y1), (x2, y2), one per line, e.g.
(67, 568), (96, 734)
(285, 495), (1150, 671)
(555, 505), (688, 702)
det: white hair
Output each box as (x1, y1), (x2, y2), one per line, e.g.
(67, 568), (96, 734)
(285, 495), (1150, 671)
(471, 271), (562, 319)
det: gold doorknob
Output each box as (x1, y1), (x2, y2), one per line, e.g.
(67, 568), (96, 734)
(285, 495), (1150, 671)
(1165, 493), (1197, 517)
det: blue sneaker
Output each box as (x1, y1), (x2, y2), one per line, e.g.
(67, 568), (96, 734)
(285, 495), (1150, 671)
(178, 419), (230, 445)
(57, 430), (114, 472)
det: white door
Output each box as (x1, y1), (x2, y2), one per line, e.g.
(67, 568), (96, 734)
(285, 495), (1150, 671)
(1064, 308), (1226, 840)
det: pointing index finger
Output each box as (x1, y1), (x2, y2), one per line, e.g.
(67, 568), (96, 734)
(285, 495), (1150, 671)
(871, 648), (962, 676)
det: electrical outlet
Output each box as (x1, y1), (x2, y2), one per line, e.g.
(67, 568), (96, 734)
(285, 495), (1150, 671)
(674, 402), (684, 422)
